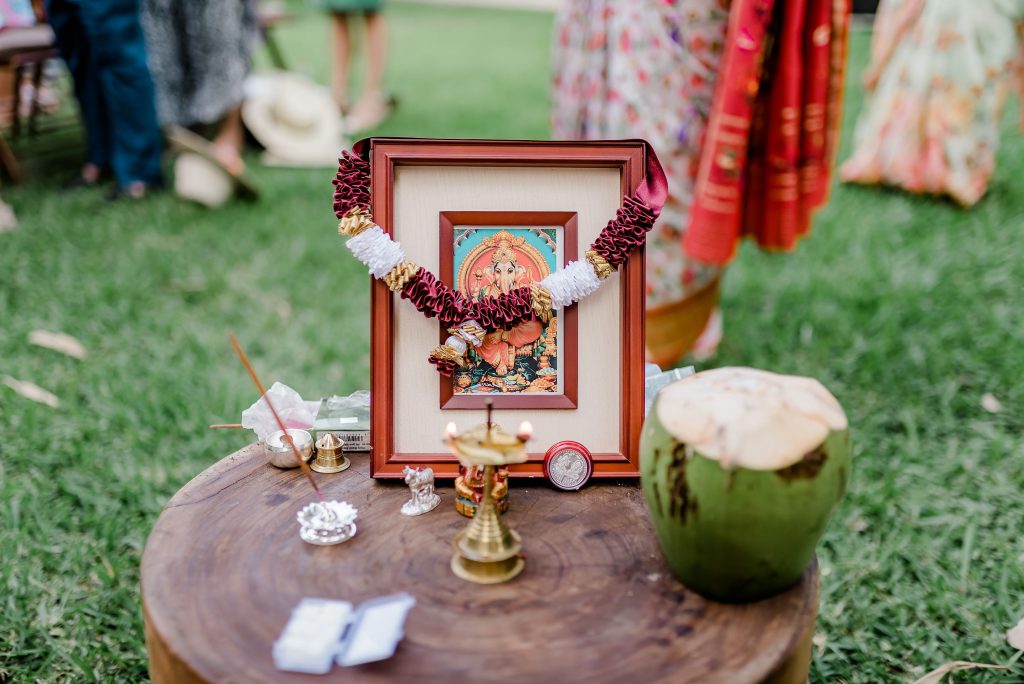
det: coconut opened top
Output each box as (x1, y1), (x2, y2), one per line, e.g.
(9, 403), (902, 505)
(656, 367), (848, 471)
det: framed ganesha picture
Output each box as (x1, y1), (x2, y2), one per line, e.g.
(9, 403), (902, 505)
(439, 211), (578, 409)
(358, 138), (660, 479)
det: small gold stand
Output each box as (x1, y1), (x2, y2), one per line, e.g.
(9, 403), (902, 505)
(445, 402), (530, 584)
(310, 433), (350, 474)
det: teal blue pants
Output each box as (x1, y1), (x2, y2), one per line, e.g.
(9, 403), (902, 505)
(46, 0), (163, 186)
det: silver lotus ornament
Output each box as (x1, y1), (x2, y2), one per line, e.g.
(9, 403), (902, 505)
(297, 500), (358, 545)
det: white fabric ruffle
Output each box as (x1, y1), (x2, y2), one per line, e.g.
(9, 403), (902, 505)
(444, 336), (468, 355)
(346, 226), (405, 279)
(541, 259), (601, 309)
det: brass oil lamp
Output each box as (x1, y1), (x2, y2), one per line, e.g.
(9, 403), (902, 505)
(444, 401), (531, 584)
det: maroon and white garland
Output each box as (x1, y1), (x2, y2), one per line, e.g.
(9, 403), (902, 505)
(334, 145), (665, 376)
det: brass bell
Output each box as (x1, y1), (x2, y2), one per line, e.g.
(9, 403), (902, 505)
(310, 432), (350, 474)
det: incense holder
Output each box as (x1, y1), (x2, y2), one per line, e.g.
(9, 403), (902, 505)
(297, 500), (358, 546)
(265, 429), (314, 468)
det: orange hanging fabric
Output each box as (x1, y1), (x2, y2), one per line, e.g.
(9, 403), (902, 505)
(683, 0), (850, 266)
(757, 0), (808, 251)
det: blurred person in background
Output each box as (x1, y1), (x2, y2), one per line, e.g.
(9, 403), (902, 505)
(553, 0), (850, 367)
(46, 0), (163, 199)
(324, 0), (392, 133)
(840, 0), (1023, 206)
(141, 0), (259, 176)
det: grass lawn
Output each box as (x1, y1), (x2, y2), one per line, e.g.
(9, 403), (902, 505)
(1, 4), (1021, 682)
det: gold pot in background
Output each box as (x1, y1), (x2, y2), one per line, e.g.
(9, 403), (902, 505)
(645, 275), (720, 368)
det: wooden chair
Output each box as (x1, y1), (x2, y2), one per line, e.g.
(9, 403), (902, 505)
(0, 0), (58, 181)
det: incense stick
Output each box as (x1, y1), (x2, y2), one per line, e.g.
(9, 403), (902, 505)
(209, 423), (243, 429)
(228, 333), (324, 501)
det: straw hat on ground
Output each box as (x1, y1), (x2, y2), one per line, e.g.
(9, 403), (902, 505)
(167, 126), (258, 209)
(242, 71), (345, 168)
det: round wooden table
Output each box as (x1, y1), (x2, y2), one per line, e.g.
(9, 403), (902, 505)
(142, 445), (819, 683)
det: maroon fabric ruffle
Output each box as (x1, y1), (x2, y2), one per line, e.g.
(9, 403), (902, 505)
(332, 150), (371, 219)
(470, 287), (534, 331)
(590, 194), (657, 268)
(429, 355), (459, 377)
(399, 268), (472, 327)
(400, 269), (536, 333)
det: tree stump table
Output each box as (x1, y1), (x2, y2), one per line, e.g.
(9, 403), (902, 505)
(142, 445), (819, 683)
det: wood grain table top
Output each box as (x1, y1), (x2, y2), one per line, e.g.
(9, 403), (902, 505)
(141, 444), (818, 683)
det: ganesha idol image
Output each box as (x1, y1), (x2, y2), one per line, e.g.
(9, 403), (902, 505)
(454, 229), (558, 392)
(470, 234), (543, 376)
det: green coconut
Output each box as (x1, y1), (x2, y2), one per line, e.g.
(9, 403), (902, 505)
(640, 367), (850, 603)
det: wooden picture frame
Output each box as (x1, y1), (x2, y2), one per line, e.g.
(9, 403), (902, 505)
(370, 139), (646, 479)
(438, 210), (579, 410)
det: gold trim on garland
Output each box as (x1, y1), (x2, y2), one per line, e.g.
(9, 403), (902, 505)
(586, 250), (615, 280)
(430, 343), (465, 366)
(384, 261), (420, 292)
(449, 322), (485, 346)
(338, 206), (375, 237)
(529, 283), (553, 322)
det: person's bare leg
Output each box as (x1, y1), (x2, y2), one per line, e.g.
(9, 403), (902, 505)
(363, 11), (388, 98)
(347, 11), (391, 132)
(331, 13), (353, 111)
(212, 103), (245, 175)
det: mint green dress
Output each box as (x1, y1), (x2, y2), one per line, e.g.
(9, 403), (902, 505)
(322, 0), (384, 12)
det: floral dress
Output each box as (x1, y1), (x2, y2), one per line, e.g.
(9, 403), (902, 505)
(841, 0), (1024, 206)
(552, 0), (728, 309)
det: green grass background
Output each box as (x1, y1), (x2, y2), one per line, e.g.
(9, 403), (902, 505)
(1, 4), (1022, 682)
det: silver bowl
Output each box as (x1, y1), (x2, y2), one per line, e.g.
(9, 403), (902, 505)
(264, 429), (313, 469)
